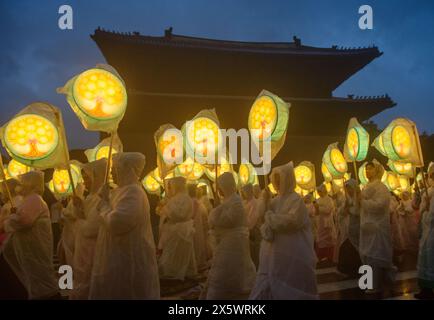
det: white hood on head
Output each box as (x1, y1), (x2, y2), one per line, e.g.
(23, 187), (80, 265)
(217, 172), (237, 198)
(20, 170), (44, 195)
(169, 176), (187, 195)
(112, 152), (146, 187)
(82, 158), (108, 194)
(270, 162), (296, 196)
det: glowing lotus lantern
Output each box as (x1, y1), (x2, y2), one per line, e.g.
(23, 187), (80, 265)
(372, 132), (387, 157)
(50, 162), (82, 197)
(58, 64), (127, 132)
(6, 159), (32, 179)
(398, 175), (410, 192)
(387, 160), (414, 178)
(332, 173), (351, 190)
(205, 156), (232, 181)
(238, 163), (257, 186)
(267, 182), (277, 195)
(322, 143), (348, 179)
(85, 134), (123, 162)
(154, 124), (184, 178)
(175, 157), (195, 177)
(142, 173), (161, 195)
(183, 109), (222, 164)
(381, 118), (424, 166)
(382, 171), (400, 191)
(0, 103), (69, 170)
(321, 163), (333, 182)
(294, 161), (316, 191)
(358, 162), (369, 185)
(187, 163), (205, 181)
(151, 167), (163, 185)
(343, 118), (370, 162)
(248, 90), (290, 160)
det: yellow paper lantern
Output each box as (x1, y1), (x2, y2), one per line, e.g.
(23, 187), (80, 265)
(321, 163), (333, 182)
(3, 114), (59, 162)
(248, 95), (278, 141)
(187, 163), (205, 181)
(6, 159), (32, 178)
(52, 163), (81, 195)
(185, 117), (221, 159)
(142, 173), (161, 195)
(322, 143), (347, 179)
(73, 68), (127, 121)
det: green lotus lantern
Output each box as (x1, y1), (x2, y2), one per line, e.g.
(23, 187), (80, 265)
(142, 172), (161, 196)
(372, 132), (387, 157)
(294, 161), (316, 190)
(238, 163), (257, 186)
(248, 90), (290, 160)
(58, 64), (127, 133)
(381, 118), (424, 166)
(382, 171), (400, 191)
(387, 159), (414, 178)
(343, 118), (370, 162)
(322, 143), (348, 179)
(358, 162), (369, 185)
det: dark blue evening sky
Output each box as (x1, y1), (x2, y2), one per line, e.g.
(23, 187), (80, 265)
(1, 0), (433, 149)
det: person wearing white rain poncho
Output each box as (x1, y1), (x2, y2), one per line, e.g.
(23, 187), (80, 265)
(415, 163), (434, 299)
(58, 182), (85, 267)
(250, 163), (318, 300)
(1, 171), (59, 299)
(69, 158), (106, 300)
(158, 176), (197, 280)
(359, 161), (396, 294)
(89, 152), (160, 299)
(204, 172), (256, 300)
(241, 183), (261, 268)
(315, 184), (337, 263)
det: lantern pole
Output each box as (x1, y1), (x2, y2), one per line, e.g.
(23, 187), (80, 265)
(104, 131), (115, 184)
(353, 161), (359, 183)
(410, 123), (429, 200)
(53, 107), (76, 196)
(0, 162), (15, 208)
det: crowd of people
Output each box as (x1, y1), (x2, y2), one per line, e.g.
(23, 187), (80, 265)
(0, 154), (433, 300)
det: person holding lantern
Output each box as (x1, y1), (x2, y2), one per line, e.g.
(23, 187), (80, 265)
(314, 184), (337, 263)
(415, 163), (434, 299)
(69, 158), (107, 300)
(205, 172), (255, 299)
(1, 171), (59, 299)
(396, 191), (418, 256)
(188, 183), (210, 272)
(89, 152), (160, 299)
(158, 176), (197, 281)
(336, 179), (362, 277)
(359, 161), (396, 294)
(250, 163), (318, 300)
(241, 183), (261, 268)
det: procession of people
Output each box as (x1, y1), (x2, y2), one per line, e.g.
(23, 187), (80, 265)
(0, 153), (433, 300)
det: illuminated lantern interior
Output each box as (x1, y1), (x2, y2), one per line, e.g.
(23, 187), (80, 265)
(52, 165), (80, 195)
(3, 114), (59, 161)
(176, 158), (195, 177)
(152, 168), (163, 185)
(321, 163), (332, 182)
(248, 95), (278, 140)
(268, 183), (277, 195)
(143, 174), (161, 194)
(347, 128), (360, 160)
(186, 117), (220, 158)
(238, 163), (256, 186)
(386, 172), (400, 191)
(359, 163), (369, 185)
(389, 160), (413, 177)
(72, 68), (127, 120)
(391, 125), (411, 159)
(7, 159), (32, 178)
(330, 149), (348, 174)
(205, 157), (232, 181)
(295, 165), (313, 188)
(399, 176), (409, 191)
(95, 145), (118, 161)
(187, 163), (204, 181)
(324, 182), (332, 194)
(158, 131), (183, 164)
